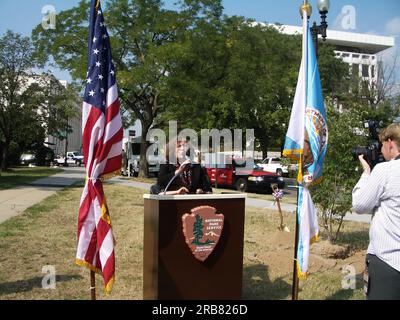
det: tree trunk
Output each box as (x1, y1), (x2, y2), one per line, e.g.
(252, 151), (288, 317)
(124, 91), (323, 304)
(254, 127), (269, 159)
(138, 125), (149, 178)
(259, 140), (268, 160)
(1, 141), (10, 171)
(64, 135), (68, 166)
(0, 143), (3, 174)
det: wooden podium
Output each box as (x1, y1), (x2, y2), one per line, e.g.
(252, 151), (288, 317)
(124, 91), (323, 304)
(143, 194), (246, 300)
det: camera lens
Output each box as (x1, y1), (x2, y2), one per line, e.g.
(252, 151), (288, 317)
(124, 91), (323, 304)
(352, 146), (367, 157)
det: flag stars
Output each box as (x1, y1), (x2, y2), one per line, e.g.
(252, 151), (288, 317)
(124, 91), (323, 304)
(83, 5), (117, 107)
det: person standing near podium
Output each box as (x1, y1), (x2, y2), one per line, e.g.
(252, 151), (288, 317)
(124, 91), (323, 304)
(156, 138), (212, 195)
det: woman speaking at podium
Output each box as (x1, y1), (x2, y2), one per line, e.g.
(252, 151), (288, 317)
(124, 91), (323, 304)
(155, 138), (212, 195)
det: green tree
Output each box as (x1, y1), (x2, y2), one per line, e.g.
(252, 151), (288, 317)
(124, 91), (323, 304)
(0, 31), (46, 171)
(0, 30), (81, 170)
(157, 19), (301, 156)
(157, 24), (350, 156)
(32, 0), (223, 177)
(310, 103), (365, 243)
(192, 214), (204, 245)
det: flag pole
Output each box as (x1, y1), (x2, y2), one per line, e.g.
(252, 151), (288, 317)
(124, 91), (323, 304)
(291, 0), (309, 300)
(90, 270), (96, 300)
(291, 183), (300, 300)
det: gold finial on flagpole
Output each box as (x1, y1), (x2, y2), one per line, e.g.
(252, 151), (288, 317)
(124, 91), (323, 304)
(300, 0), (312, 19)
(96, 0), (101, 9)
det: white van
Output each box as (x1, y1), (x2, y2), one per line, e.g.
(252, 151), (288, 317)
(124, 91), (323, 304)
(125, 137), (160, 176)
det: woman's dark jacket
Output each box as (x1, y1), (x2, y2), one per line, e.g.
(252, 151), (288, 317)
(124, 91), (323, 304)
(157, 163), (212, 194)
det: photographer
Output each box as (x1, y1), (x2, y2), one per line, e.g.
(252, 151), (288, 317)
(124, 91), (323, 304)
(352, 123), (400, 300)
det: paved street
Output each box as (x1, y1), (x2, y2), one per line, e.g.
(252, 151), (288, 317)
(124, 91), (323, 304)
(0, 167), (371, 224)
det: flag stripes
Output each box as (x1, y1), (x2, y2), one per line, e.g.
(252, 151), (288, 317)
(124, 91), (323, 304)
(76, 0), (122, 294)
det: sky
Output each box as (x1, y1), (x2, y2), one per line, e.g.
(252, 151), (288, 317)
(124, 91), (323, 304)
(0, 0), (399, 82)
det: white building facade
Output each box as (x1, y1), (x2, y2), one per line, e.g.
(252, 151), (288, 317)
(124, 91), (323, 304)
(41, 79), (82, 156)
(276, 25), (395, 86)
(45, 115), (82, 156)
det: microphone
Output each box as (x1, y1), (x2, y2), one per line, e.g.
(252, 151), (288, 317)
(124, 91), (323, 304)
(184, 155), (193, 168)
(163, 171), (180, 194)
(163, 157), (191, 194)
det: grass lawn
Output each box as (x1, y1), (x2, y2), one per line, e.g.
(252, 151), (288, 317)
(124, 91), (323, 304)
(0, 183), (368, 300)
(0, 167), (63, 190)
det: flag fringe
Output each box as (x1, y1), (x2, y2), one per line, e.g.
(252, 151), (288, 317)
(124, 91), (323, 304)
(101, 195), (112, 226)
(296, 261), (308, 280)
(310, 233), (320, 244)
(101, 169), (121, 181)
(75, 259), (114, 294)
(104, 275), (115, 294)
(296, 232), (320, 280)
(85, 168), (120, 184)
(297, 157), (303, 183)
(282, 149), (303, 162)
(76, 258), (102, 275)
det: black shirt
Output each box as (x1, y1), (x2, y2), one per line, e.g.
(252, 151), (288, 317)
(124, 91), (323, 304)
(157, 163), (212, 194)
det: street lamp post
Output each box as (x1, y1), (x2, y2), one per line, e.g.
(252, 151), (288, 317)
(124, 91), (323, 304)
(304, 0), (331, 56)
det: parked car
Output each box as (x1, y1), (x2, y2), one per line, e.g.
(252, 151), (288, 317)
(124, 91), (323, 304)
(205, 157), (285, 193)
(54, 151), (85, 167)
(20, 153), (36, 165)
(66, 151), (84, 166)
(258, 157), (297, 176)
(54, 155), (68, 167)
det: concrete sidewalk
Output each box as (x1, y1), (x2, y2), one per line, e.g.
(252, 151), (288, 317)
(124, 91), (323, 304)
(108, 177), (371, 223)
(0, 168), (85, 224)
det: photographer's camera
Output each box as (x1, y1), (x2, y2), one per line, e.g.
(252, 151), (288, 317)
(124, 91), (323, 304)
(352, 120), (385, 168)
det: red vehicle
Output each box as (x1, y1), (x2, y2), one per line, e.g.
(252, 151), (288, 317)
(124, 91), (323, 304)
(205, 158), (285, 192)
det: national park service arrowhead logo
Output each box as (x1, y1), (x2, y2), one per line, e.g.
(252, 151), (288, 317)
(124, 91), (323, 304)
(182, 206), (224, 262)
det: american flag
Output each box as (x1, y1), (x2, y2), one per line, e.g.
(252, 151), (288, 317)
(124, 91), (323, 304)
(75, 0), (122, 293)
